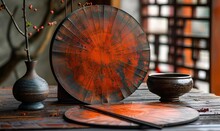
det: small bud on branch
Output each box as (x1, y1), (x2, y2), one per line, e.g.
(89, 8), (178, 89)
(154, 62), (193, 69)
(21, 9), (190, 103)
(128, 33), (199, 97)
(47, 21), (57, 26)
(29, 4), (32, 10)
(28, 32), (32, 36)
(50, 10), (54, 14)
(33, 25), (37, 29)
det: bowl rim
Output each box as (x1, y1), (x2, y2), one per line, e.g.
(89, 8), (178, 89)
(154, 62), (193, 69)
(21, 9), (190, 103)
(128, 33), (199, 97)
(148, 73), (192, 79)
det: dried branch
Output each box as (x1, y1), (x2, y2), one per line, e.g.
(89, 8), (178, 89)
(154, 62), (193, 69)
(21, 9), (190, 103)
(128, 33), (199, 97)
(32, 0), (72, 58)
(17, 0), (75, 50)
(1, 0), (25, 36)
(18, 0), (51, 49)
(54, 0), (72, 18)
(7, 7), (18, 50)
(23, 0), (31, 61)
(6, 9), (21, 80)
(0, 0), (70, 84)
(32, 26), (57, 59)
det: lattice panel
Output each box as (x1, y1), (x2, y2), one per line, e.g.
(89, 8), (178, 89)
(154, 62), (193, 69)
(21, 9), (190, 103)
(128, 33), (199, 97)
(141, 0), (211, 91)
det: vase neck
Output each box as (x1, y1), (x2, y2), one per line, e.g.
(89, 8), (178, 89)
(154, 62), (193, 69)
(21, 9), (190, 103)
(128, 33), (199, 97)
(25, 61), (37, 76)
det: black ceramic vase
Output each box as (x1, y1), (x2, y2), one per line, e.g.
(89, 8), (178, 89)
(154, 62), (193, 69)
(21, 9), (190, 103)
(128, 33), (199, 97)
(13, 60), (49, 110)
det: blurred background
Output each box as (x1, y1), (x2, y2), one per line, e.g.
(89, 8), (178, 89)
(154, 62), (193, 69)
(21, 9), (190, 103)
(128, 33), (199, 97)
(0, 0), (220, 95)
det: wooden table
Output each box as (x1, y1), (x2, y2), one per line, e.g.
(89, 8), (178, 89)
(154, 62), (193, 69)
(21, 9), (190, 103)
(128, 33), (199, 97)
(1, 83), (220, 130)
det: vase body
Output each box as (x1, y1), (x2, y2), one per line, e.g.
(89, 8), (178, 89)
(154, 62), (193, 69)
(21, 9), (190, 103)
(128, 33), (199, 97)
(13, 60), (49, 110)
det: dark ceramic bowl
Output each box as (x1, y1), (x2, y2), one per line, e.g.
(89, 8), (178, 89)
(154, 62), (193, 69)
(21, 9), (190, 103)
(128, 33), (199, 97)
(147, 73), (193, 102)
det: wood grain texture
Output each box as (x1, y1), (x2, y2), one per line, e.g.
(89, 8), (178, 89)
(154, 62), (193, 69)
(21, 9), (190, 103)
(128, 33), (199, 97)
(1, 83), (220, 130)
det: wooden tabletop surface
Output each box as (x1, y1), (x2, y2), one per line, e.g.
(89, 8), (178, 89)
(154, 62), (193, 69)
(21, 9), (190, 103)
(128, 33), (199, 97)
(1, 83), (220, 130)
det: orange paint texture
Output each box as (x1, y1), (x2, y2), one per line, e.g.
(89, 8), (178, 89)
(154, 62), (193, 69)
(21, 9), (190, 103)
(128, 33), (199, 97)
(65, 103), (199, 127)
(51, 5), (150, 104)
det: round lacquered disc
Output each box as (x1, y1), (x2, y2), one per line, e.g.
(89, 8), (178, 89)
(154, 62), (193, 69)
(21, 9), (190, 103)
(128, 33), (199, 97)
(64, 103), (199, 127)
(50, 5), (150, 104)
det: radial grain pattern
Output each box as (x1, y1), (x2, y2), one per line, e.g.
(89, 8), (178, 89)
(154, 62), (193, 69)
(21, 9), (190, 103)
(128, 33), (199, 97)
(50, 5), (150, 104)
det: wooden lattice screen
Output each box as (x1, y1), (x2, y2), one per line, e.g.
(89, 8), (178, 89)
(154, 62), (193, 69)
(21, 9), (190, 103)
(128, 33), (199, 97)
(140, 0), (211, 91)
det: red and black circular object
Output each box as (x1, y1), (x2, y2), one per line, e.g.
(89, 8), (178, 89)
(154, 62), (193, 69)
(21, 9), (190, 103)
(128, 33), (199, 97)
(64, 103), (199, 127)
(50, 5), (150, 104)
